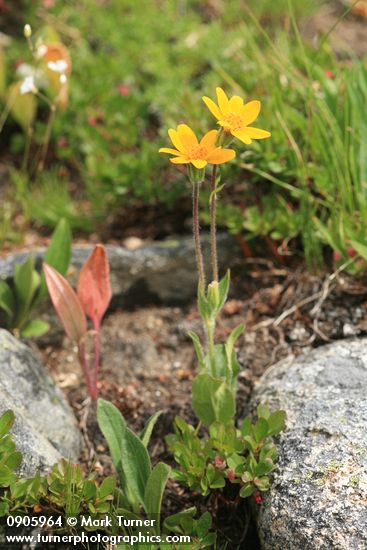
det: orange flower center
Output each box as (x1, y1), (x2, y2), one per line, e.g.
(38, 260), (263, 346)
(186, 145), (208, 160)
(223, 113), (243, 131)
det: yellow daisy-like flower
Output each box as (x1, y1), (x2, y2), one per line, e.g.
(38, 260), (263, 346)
(159, 124), (235, 168)
(202, 87), (271, 145)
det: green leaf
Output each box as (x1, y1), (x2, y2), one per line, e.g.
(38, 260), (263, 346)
(240, 417), (252, 437)
(267, 410), (286, 436)
(98, 476), (116, 499)
(197, 284), (211, 322)
(254, 476), (270, 491)
(38, 218), (72, 300)
(0, 48), (6, 99)
(140, 410), (162, 448)
(239, 484), (254, 498)
(14, 256), (40, 328)
(225, 323), (244, 367)
(350, 240), (367, 262)
(256, 459), (274, 477)
(253, 418), (269, 443)
(97, 399), (151, 506)
(196, 511), (212, 539)
(257, 404), (270, 420)
(123, 427), (152, 503)
(0, 280), (15, 320)
(164, 507), (196, 534)
(188, 331), (205, 367)
(217, 270), (230, 311)
(143, 462), (170, 533)
(20, 319), (50, 338)
(97, 399), (126, 482)
(4, 451), (22, 471)
(0, 464), (17, 487)
(8, 81), (36, 131)
(83, 480), (97, 500)
(0, 410), (15, 438)
(192, 373), (235, 427)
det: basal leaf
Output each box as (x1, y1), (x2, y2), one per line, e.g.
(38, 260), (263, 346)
(43, 263), (87, 343)
(77, 245), (112, 329)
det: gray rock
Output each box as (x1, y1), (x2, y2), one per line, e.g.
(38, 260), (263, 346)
(252, 339), (367, 550)
(0, 233), (238, 306)
(0, 329), (81, 477)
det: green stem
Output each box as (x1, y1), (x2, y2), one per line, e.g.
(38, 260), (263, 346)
(210, 165), (219, 281)
(22, 126), (33, 173)
(206, 320), (217, 377)
(192, 182), (206, 289)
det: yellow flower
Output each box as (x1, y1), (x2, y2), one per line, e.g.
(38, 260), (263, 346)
(159, 124), (235, 169)
(202, 87), (271, 145)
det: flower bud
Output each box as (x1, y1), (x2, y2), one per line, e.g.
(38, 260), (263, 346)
(207, 280), (220, 310)
(226, 468), (236, 481)
(24, 24), (32, 38)
(214, 455), (226, 470)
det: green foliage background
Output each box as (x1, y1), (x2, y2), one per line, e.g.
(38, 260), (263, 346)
(1, 0), (367, 270)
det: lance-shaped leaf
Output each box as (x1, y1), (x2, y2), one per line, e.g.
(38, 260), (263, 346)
(77, 245), (111, 329)
(43, 263), (87, 343)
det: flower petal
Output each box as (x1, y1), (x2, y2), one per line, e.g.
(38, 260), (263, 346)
(216, 87), (230, 114)
(170, 156), (190, 164)
(177, 124), (198, 146)
(244, 127), (271, 139)
(202, 96), (222, 120)
(229, 95), (243, 112)
(207, 148), (236, 164)
(232, 129), (252, 145)
(191, 159), (207, 169)
(168, 129), (184, 152)
(200, 129), (218, 149)
(241, 100), (261, 125)
(159, 147), (181, 155)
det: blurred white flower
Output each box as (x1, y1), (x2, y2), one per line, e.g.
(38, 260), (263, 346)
(20, 75), (37, 95)
(59, 74), (67, 84)
(36, 44), (48, 58)
(47, 59), (68, 74)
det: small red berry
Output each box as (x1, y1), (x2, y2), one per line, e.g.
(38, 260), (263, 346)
(324, 70), (334, 79)
(254, 492), (262, 504)
(333, 250), (343, 262)
(347, 248), (356, 258)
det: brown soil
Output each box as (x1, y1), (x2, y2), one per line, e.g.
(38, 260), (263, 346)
(303, 1), (367, 57)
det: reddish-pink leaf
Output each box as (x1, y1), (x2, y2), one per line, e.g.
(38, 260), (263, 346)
(43, 263), (87, 343)
(76, 245), (112, 328)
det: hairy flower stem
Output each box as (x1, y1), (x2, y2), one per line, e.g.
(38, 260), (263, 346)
(192, 182), (206, 289)
(210, 165), (219, 282)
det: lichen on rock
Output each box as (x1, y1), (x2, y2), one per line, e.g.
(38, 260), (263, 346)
(251, 339), (367, 550)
